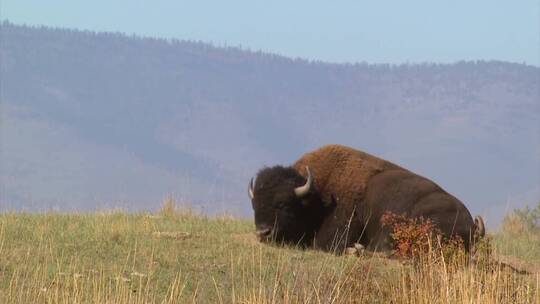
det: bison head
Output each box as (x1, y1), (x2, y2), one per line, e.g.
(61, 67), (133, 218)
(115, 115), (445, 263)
(248, 166), (324, 246)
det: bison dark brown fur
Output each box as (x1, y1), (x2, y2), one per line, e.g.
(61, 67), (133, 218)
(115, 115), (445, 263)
(249, 144), (485, 253)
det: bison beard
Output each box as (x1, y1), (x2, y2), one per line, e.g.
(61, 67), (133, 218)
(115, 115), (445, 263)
(248, 144), (485, 253)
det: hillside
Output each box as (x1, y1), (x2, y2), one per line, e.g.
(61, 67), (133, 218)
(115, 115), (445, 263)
(0, 203), (539, 303)
(0, 21), (539, 224)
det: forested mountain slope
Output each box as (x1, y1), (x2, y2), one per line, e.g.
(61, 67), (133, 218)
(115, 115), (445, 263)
(1, 22), (538, 225)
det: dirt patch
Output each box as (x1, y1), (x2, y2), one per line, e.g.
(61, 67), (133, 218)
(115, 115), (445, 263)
(152, 231), (191, 240)
(493, 254), (540, 274)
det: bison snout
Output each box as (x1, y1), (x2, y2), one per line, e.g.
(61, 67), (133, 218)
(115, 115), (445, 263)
(255, 228), (272, 240)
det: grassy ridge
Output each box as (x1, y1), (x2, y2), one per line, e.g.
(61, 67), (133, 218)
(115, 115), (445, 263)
(0, 202), (539, 303)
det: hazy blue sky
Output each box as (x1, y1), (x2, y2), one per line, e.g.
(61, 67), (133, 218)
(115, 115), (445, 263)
(2, 1), (539, 65)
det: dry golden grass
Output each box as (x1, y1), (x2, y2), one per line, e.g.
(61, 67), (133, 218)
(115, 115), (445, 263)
(0, 198), (538, 303)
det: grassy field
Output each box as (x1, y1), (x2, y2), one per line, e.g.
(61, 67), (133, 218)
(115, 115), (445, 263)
(1, 199), (539, 303)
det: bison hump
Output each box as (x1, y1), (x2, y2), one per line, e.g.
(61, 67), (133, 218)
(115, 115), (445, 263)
(293, 144), (401, 206)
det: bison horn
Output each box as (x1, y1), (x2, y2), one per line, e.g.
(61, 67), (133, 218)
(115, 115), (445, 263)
(248, 178), (255, 200)
(294, 166), (313, 197)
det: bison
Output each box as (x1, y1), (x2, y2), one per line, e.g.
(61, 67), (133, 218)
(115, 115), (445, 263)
(248, 144), (485, 253)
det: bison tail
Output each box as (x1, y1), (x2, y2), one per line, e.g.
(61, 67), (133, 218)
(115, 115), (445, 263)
(474, 215), (485, 239)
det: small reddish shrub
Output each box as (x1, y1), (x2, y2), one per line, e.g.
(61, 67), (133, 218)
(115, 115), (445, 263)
(380, 212), (465, 260)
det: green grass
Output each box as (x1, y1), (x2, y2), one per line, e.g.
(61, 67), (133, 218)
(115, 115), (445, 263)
(0, 202), (539, 303)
